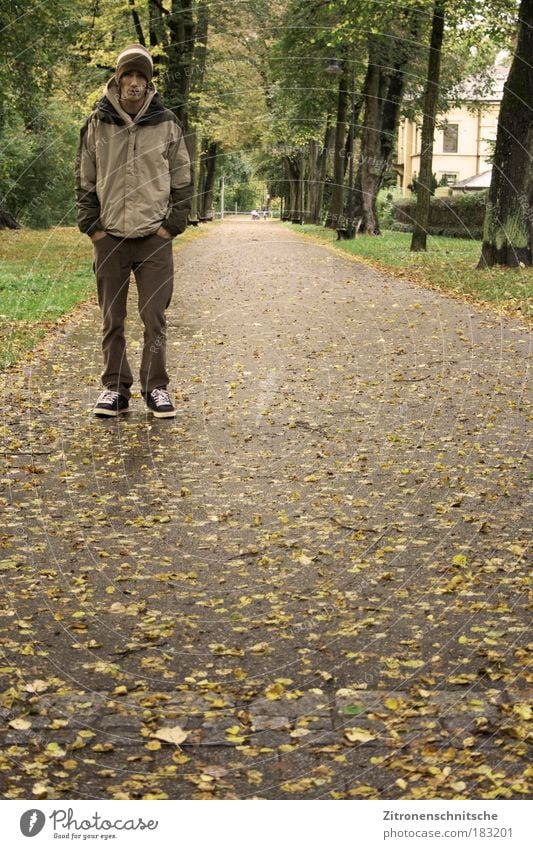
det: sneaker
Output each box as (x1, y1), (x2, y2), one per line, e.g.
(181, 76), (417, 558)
(94, 389), (129, 417)
(144, 387), (176, 418)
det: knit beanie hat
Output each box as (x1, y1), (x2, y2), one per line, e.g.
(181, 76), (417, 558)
(115, 44), (153, 82)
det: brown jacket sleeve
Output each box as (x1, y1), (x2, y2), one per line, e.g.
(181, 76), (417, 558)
(75, 116), (103, 236)
(162, 120), (193, 237)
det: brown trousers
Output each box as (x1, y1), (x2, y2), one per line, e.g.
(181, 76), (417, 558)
(93, 233), (174, 400)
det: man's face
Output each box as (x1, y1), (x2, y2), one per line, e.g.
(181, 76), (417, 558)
(119, 71), (148, 102)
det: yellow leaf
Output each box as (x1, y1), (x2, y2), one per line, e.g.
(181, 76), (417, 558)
(45, 742), (66, 758)
(249, 642), (269, 654)
(348, 785), (378, 798)
(246, 769), (263, 785)
(24, 679), (49, 694)
(298, 555), (313, 566)
(265, 682), (285, 700)
(442, 574), (464, 592)
(145, 740), (162, 751)
(452, 554), (468, 567)
(8, 717), (31, 731)
(513, 704), (532, 721)
(448, 674), (476, 685)
(152, 726), (189, 746)
(32, 782), (50, 798)
(172, 752), (190, 765)
(344, 728), (376, 744)
(92, 743), (114, 752)
(384, 697), (400, 711)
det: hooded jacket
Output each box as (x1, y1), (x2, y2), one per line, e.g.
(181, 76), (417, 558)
(75, 79), (192, 238)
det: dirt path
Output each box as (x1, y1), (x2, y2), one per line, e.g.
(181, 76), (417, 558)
(0, 220), (530, 800)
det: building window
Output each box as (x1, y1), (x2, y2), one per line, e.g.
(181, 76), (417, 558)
(440, 172), (458, 185)
(443, 123), (459, 153)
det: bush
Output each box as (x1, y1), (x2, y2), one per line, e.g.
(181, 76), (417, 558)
(392, 191), (486, 238)
(0, 99), (79, 228)
(377, 187), (402, 230)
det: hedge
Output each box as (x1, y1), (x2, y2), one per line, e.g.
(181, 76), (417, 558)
(392, 191), (486, 239)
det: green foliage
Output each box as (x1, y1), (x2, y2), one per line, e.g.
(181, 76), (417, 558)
(0, 0), (85, 224)
(0, 0), (523, 235)
(393, 191), (487, 238)
(376, 188), (403, 230)
(1, 101), (80, 228)
(409, 174), (439, 196)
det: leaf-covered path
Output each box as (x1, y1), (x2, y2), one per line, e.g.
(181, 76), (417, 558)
(1, 220), (530, 800)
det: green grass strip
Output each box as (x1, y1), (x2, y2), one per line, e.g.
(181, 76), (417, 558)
(287, 225), (532, 321)
(0, 225), (207, 370)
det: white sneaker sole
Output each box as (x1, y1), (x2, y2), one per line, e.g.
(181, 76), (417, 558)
(148, 408), (177, 418)
(94, 407), (129, 417)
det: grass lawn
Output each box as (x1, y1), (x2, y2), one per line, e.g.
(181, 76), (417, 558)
(0, 225), (206, 370)
(0, 227), (93, 369)
(287, 225), (532, 322)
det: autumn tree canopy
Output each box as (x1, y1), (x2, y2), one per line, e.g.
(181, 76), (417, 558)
(0, 0), (527, 245)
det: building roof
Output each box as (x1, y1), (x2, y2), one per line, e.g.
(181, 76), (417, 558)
(453, 169), (492, 189)
(455, 65), (509, 102)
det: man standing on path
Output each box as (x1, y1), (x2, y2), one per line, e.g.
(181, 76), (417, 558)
(75, 44), (193, 418)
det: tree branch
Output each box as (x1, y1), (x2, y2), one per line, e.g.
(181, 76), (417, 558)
(129, 0), (146, 46)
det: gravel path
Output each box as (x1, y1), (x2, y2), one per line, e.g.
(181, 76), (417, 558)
(0, 219), (530, 800)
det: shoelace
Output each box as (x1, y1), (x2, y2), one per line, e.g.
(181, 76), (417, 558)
(151, 388), (171, 407)
(98, 389), (120, 404)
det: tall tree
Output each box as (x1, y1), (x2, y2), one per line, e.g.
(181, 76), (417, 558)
(329, 2), (422, 234)
(0, 0), (83, 225)
(479, 0), (533, 266)
(411, 0), (446, 251)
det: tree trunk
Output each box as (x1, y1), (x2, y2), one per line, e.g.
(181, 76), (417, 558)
(319, 124), (334, 222)
(378, 63), (409, 194)
(0, 208), (21, 229)
(411, 0), (446, 252)
(148, 0), (166, 50)
(479, 0), (533, 267)
(306, 140), (322, 224)
(198, 139), (218, 219)
(352, 44), (389, 235)
(306, 124), (333, 224)
(184, 125), (198, 223)
(128, 0), (146, 46)
(193, 0), (209, 97)
(165, 0), (196, 129)
(326, 74), (348, 228)
(284, 156), (301, 221)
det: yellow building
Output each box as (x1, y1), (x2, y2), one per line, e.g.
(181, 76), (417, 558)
(396, 65), (508, 196)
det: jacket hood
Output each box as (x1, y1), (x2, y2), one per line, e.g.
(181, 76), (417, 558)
(99, 76), (160, 125)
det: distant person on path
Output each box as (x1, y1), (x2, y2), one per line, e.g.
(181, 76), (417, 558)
(75, 44), (193, 418)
